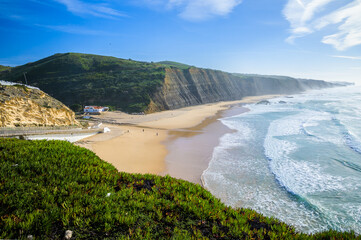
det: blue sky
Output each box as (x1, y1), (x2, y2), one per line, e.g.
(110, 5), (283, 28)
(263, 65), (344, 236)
(0, 0), (360, 83)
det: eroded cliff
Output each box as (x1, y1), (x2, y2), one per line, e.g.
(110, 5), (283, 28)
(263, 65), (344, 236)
(150, 68), (338, 111)
(0, 53), (345, 114)
(0, 84), (79, 127)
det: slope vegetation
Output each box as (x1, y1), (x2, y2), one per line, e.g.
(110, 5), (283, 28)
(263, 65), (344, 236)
(157, 61), (193, 70)
(0, 138), (358, 239)
(0, 53), (165, 113)
(0, 53), (344, 113)
(0, 65), (11, 72)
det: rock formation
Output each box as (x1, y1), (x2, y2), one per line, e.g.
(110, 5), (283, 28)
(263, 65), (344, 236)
(0, 84), (79, 127)
(149, 67), (339, 111)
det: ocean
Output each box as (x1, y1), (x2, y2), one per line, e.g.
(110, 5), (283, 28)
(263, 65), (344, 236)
(202, 85), (361, 234)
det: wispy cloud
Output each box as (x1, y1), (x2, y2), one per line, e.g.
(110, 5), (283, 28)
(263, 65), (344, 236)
(54, 0), (127, 19)
(35, 24), (117, 36)
(283, 0), (361, 50)
(139, 0), (242, 21)
(176, 0), (243, 21)
(332, 55), (361, 60)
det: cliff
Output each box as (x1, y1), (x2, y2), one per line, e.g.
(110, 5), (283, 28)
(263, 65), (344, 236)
(0, 83), (79, 127)
(0, 53), (346, 113)
(150, 67), (339, 111)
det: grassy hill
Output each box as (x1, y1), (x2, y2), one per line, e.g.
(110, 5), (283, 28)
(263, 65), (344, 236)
(0, 53), (345, 114)
(157, 61), (193, 70)
(0, 53), (165, 113)
(0, 138), (358, 239)
(0, 65), (11, 72)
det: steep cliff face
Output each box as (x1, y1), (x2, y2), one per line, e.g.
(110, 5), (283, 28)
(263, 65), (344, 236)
(0, 53), (344, 114)
(150, 68), (338, 110)
(0, 84), (79, 127)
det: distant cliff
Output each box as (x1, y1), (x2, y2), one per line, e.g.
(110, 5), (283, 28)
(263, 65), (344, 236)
(0, 53), (346, 113)
(149, 67), (340, 111)
(0, 83), (79, 127)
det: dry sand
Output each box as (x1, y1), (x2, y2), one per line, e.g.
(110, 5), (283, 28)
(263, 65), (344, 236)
(76, 95), (279, 181)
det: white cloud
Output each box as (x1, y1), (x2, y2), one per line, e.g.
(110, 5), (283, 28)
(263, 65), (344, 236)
(139, 0), (242, 20)
(54, 0), (126, 19)
(177, 0), (242, 20)
(332, 55), (361, 60)
(35, 24), (118, 36)
(283, 0), (361, 50)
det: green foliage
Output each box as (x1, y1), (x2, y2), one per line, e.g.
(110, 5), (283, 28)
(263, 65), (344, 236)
(70, 104), (83, 113)
(157, 61), (193, 70)
(0, 65), (11, 72)
(0, 53), (166, 113)
(104, 105), (115, 111)
(0, 139), (359, 239)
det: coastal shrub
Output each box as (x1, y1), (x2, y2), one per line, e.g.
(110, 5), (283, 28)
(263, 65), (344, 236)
(0, 138), (359, 239)
(70, 104), (83, 113)
(0, 53), (166, 113)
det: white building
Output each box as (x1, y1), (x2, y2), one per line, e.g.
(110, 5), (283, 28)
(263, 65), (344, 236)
(84, 106), (109, 113)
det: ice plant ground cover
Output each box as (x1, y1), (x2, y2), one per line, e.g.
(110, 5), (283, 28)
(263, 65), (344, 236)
(0, 138), (359, 239)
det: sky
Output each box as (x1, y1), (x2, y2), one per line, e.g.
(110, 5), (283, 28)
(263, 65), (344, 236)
(0, 0), (361, 83)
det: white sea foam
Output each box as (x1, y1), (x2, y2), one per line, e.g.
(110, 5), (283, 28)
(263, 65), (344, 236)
(203, 86), (361, 234)
(220, 119), (253, 146)
(337, 114), (361, 154)
(264, 112), (347, 195)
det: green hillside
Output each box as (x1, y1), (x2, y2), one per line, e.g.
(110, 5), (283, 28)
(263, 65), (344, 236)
(0, 53), (165, 113)
(1, 138), (358, 239)
(0, 65), (11, 72)
(0, 53), (344, 114)
(232, 73), (294, 80)
(157, 61), (193, 70)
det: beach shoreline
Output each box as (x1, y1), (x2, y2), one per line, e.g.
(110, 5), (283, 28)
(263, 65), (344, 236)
(162, 105), (250, 185)
(75, 95), (280, 184)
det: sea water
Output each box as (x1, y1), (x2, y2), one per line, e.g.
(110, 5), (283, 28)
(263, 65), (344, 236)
(202, 85), (361, 234)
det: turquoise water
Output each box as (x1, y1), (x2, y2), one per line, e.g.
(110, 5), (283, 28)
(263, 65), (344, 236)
(203, 85), (361, 234)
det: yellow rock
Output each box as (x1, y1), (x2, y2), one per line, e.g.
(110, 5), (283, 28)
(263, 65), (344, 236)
(0, 84), (79, 127)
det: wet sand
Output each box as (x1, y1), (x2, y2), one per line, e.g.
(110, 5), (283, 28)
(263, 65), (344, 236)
(75, 95), (279, 181)
(163, 106), (249, 184)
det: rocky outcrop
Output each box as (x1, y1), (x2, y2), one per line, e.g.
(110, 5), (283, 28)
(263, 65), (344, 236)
(150, 68), (339, 110)
(0, 84), (79, 127)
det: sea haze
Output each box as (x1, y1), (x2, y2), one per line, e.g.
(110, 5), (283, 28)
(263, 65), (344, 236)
(203, 85), (361, 234)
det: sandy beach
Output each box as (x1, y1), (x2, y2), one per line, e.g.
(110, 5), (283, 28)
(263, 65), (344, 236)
(76, 95), (279, 183)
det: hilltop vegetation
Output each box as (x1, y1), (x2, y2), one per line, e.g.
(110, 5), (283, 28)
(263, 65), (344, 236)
(157, 61), (193, 70)
(0, 53), (344, 113)
(0, 65), (11, 72)
(0, 138), (358, 239)
(0, 53), (165, 113)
